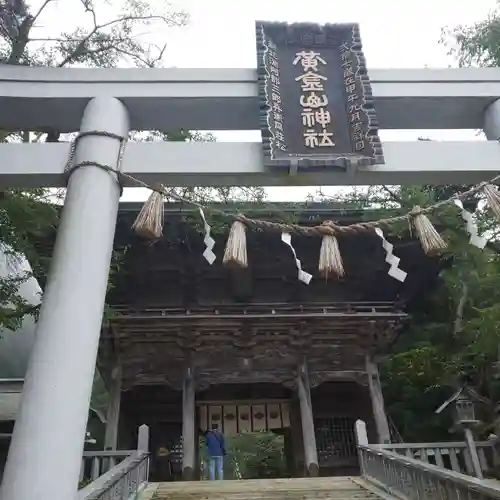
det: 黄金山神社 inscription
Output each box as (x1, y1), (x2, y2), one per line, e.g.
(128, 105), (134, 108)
(255, 22), (384, 172)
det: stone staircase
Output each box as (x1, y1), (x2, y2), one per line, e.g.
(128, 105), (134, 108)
(141, 477), (389, 500)
(78, 421), (500, 500)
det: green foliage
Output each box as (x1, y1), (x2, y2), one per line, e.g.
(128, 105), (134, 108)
(311, 171), (500, 440)
(227, 432), (288, 479)
(351, 184), (500, 440)
(377, 11), (500, 440)
(200, 432), (288, 480)
(78, 478), (91, 489)
(0, 0), (188, 331)
(0, 0), (188, 67)
(441, 1), (500, 68)
(380, 346), (453, 441)
(0, 189), (58, 330)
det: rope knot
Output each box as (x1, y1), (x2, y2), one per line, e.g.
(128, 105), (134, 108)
(409, 206), (423, 218)
(233, 213), (248, 224)
(316, 220), (338, 236)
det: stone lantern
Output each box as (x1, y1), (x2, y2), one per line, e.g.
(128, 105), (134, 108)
(436, 386), (483, 478)
(454, 394), (477, 426)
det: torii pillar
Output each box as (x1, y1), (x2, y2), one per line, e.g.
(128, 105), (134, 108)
(0, 97), (128, 500)
(483, 99), (500, 140)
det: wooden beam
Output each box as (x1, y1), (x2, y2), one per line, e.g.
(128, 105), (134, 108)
(366, 355), (391, 444)
(297, 362), (319, 477)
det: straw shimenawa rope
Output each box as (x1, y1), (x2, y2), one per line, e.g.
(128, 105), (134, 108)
(410, 205), (447, 255)
(131, 184), (165, 238)
(223, 218), (248, 267)
(67, 131), (500, 239)
(318, 221), (345, 278)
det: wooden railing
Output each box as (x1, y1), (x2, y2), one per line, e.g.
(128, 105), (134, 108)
(381, 440), (499, 477)
(111, 301), (405, 318)
(78, 424), (150, 500)
(355, 420), (500, 499)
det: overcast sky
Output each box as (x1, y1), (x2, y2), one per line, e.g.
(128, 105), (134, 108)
(30, 0), (498, 201)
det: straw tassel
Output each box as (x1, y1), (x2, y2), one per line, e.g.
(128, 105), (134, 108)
(131, 186), (164, 239)
(318, 222), (344, 278)
(223, 218), (248, 268)
(484, 184), (500, 221)
(410, 206), (447, 254)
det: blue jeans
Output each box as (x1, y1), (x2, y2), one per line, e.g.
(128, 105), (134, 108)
(209, 456), (223, 480)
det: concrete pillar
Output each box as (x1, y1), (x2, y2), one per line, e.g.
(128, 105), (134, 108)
(297, 362), (319, 477)
(182, 366), (196, 480)
(0, 97), (128, 500)
(366, 355), (391, 444)
(104, 362), (122, 452)
(483, 98), (500, 140)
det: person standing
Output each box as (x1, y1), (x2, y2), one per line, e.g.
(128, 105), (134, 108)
(202, 425), (226, 480)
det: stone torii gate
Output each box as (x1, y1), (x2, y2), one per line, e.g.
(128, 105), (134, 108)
(2, 25), (500, 500)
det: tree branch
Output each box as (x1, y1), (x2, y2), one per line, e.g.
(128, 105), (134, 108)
(380, 185), (404, 206)
(113, 43), (167, 67)
(55, 13), (178, 67)
(32, 0), (54, 24)
(7, 14), (34, 64)
(452, 279), (468, 338)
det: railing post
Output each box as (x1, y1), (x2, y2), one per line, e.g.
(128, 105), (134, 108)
(355, 420), (368, 477)
(0, 96), (129, 500)
(137, 424), (150, 484)
(464, 427), (484, 479)
(355, 419), (368, 446)
(138, 424), (149, 453)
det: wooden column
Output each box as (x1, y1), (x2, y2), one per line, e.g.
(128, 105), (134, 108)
(104, 362), (122, 452)
(289, 398), (305, 477)
(366, 355), (391, 444)
(182, 365), (196, 480)
(297, 362), (319, 477)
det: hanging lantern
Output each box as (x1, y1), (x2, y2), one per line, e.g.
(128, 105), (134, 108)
(455, 394), (476, 425)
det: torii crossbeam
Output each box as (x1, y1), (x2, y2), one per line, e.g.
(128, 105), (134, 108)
(2, 60), (500, 500)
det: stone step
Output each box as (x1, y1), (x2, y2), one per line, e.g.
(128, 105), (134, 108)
(146, 477), (386, 500)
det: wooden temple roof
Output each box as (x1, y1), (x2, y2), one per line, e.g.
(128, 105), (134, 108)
(97, 202), (442, 391)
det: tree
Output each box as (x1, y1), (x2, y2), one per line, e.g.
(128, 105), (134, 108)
(227, 431), (288, 479)
(0, 2), (268, 435)
(298, 10), (500, 442)
(0, 0), (188, 68)
(441, 1), (500, 68)
(314, 182), (500, 440)
(0, 0), (189, 329)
